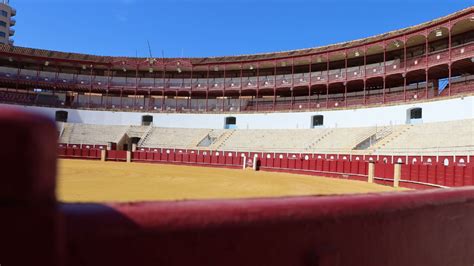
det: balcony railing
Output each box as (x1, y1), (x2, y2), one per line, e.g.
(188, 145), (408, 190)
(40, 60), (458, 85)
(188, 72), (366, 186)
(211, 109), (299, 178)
(0, 43), (473, 93)
(3, 78), (470, 114)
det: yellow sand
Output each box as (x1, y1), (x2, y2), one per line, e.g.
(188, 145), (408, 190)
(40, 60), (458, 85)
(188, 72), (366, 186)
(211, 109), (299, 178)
(57, 159), (405, 203)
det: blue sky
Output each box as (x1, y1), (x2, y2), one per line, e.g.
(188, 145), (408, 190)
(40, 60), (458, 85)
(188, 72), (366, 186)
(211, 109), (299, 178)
(11, 0), (474, 58)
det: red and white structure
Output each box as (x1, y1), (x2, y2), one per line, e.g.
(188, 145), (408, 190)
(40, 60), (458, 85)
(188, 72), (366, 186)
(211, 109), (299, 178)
(2, 7), (474, 266)
(0, 7), (473, 114)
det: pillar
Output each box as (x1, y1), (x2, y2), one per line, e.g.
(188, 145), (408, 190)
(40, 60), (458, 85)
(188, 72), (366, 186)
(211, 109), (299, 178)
(431, 78), (439, 96)
(368, 161), (375, 183)
(127, 151), (132, 163)
(394, 163), (402, 188)
(243, 155), (247, 170)
(132, 143), (137, 152)
(101, 149), (106, 162)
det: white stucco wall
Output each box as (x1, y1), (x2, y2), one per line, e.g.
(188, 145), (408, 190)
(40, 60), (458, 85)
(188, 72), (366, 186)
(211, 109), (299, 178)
(2, 95), (473, 129)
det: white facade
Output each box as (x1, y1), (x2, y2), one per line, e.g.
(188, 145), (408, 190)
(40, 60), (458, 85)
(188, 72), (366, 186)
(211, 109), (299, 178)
(2, 95), (473, 129)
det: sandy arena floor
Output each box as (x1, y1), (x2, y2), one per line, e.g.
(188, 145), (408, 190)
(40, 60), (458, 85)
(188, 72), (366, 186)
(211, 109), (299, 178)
(58, 159), (405, 202)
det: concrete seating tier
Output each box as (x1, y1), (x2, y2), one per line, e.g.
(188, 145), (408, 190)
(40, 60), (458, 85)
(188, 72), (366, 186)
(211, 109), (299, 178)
(60, 123), (129, 145)
(58, 119), (474, 155)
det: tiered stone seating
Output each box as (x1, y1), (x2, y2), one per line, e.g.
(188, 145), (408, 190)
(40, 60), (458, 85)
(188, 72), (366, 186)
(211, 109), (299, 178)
(58, 120), (474, 155)
(126, 125), (149, 138)
(219, 129), (328, 152)
(309, 127), (378, 153)
(376, 120), (474, 155)
(140, 127), (211, 149)
(60, 123), (128, 145)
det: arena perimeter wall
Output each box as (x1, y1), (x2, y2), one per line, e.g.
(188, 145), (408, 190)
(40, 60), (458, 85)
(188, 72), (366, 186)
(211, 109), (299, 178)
(58, 145), (473, 189)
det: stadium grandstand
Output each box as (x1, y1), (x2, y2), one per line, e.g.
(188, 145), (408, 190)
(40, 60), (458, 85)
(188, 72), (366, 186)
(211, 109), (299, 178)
(2, 3), (474, 266)
(0, 8), (472, 114)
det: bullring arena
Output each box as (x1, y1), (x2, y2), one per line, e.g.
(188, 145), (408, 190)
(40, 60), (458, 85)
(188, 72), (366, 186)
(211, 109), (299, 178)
(1, 3), (474, 266)
(58, 159), (403, 202)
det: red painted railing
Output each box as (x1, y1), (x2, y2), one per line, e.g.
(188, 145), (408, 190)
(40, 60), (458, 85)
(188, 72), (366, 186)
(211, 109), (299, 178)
(58, 145), (474, 189)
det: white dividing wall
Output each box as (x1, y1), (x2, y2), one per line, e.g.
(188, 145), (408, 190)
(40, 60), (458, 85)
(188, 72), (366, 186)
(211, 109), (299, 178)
(2, 95), (473, 129)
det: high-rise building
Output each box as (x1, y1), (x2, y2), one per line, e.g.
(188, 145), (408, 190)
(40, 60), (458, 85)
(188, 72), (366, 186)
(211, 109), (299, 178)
(0, 0), (15, 45)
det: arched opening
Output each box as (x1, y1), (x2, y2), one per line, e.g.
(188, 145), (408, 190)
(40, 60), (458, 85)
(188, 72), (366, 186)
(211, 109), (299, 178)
(346, 80), (364, 107)
(311, 115), (324, 128)
(405, 69), (428, 101)
(142, 115), (153, 126)
(327, 82), (345, 108)
(225, 116), (237, 129)
(310, 84), (328, 109)
(428, 64), (450, 96)
(451, 17), (474, 47)
(55, 110), (68, 122)
(427, 27), (450, 53)
(407, 107), (422, 124)
(450, 59), (474, 95)
(365, 77), (384, 105)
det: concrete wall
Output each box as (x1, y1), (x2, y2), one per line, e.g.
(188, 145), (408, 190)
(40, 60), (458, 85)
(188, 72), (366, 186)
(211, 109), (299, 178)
(2, 95), (473, 129)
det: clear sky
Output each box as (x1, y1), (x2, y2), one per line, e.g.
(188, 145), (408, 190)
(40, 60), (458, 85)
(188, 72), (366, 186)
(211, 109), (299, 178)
(11, 0), (474, 58)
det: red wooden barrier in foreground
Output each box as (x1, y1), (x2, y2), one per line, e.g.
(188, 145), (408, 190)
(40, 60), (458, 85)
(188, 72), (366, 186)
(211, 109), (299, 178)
(62, 188), (474, 266)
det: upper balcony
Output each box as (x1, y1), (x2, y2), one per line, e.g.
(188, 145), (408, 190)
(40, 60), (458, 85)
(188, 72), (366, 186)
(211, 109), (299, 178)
(0, 7), (471, 73)
(0, 41), (473, 93)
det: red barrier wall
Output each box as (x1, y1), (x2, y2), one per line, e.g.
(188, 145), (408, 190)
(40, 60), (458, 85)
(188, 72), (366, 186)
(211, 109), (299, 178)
(57, 145), (474, 189)
(62, 188), (474, 266)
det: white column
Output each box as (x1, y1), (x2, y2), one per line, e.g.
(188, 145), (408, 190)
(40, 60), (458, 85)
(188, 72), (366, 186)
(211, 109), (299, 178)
(368, 161), (375, 183)
(394, 163), (402, 188)
(101, 149), (106, 162)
